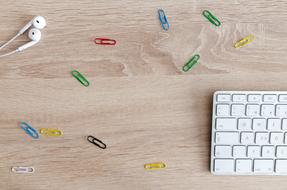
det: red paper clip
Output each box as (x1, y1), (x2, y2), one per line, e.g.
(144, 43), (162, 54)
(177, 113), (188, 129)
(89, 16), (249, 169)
(94, 38), (116, 45)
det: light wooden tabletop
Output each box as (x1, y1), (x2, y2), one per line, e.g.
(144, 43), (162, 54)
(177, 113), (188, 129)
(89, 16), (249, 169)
(0, 0), (287, 189)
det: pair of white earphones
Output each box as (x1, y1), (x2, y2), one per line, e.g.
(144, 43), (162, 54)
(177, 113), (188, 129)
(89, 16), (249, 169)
(0, 16), (46, 58)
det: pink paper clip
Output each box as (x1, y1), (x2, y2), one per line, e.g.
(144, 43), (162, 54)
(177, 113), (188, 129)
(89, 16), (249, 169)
(94, 38), (116, 45)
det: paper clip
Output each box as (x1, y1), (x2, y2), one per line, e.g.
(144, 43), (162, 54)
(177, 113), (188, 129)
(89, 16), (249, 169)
(20, 122), (39, 139)
(71, 70), (90, 87)
(202, 10), (221, 27)
(158, 9), (170, 31)
(87, 135), (107, 149)
(144, 162), (166, 170)
(234, 35), (255, 48)
(39, 128), (63, 137)
(94, 38), (116, 45)
(183, 54), (200, 72)
(11, 166), (35, 174)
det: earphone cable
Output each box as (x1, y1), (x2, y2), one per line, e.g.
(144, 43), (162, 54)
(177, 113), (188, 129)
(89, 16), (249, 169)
(0, 33), (20, 51)
(0, 50), (17, 58)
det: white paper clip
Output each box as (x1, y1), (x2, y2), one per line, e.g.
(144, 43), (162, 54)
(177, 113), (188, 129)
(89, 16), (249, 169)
(11, 166), (35, 174)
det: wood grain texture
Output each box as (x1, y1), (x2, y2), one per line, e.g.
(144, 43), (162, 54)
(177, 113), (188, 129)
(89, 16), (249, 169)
(0, 0), (287, 190)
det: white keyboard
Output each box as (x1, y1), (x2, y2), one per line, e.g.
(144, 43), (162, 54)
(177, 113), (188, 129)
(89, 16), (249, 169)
(211, 91), (287, 175)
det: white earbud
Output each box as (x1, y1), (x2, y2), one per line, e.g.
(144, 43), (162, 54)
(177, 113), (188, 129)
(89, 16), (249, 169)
(18, 16), (46, 35)
(0, 16), (46, 58)
(17, 28), (41, 52)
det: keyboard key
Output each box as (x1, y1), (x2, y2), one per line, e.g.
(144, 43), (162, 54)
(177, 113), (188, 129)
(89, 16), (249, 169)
(217, 94), (231, 102)
(252, 119), (266, 130)
(235, 159), (252, 173)
(231, 104), (245, 116)
(238, 118), (252, 130)
(232, 94), (246, 102)
(282, 119), (287, 130)
(267, 119), (281, 130)
(275, 160), (287, 173)
(285, 133), (287, 144)
(262, 146), (275, 158)
(215, 132), (239, 144)
(216, 118), (236, 130)
(261, 104), (275, 117)
(241, 132), (254, 144)
(233, 146), (246, 157)
(276, 105), (287, 117)
(279, 95), (287, 102)
(255, 132), (269, 144)
(214, 146), (231, 158)
(247, 146), (260, 157)
(216, 104), (230, 116)
(263, 95), (277, 102)
(254, 159), (274, 173)
(270, 132), (283, 144)
(246, 104), (260, 116)
(214, 159), (234, 173)
(276, 146), (287, 158)
(248, 94), (261, 102)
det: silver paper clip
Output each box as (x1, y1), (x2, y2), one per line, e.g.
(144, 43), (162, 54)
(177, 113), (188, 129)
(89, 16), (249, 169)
(11, 166), (35, 174)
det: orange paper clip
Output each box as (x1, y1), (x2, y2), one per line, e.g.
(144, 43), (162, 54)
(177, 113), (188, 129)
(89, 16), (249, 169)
(94, 38), (116, 45)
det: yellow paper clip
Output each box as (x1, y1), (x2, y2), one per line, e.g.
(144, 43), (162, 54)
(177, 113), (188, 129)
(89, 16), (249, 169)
(234, 35), (255, 48)
(39, 128), (63, 137)
(144, 162), (166, 170)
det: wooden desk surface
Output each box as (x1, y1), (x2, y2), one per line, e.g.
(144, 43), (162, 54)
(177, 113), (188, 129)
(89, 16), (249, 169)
(0, 0), (287, 189)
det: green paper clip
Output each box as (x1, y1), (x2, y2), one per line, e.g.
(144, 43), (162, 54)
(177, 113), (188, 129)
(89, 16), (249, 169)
(202, 10), (221, 27)
(71, 70), (90, 87)
(183, 54), (200, 72)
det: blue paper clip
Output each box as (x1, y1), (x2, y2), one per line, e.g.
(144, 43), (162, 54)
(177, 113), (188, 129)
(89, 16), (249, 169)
(20, 122), (39, 139)
(158, 9), (170, 31)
